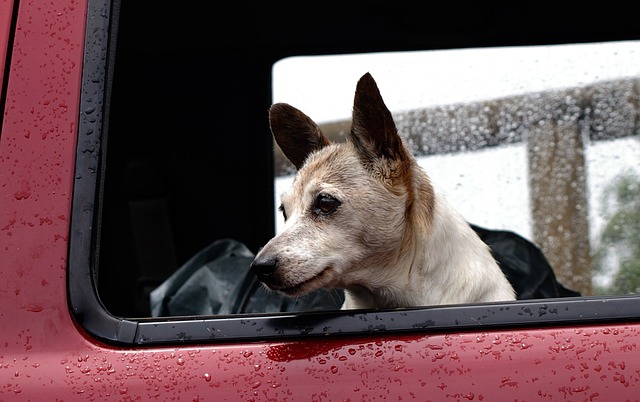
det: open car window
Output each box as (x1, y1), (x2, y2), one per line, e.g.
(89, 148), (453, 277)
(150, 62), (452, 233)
(272, 43), (640, 298)
(69, 0), (640, 345)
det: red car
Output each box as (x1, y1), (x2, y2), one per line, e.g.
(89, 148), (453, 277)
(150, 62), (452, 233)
(2, 1), (640, 400)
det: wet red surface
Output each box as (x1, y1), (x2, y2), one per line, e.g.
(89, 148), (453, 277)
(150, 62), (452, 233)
(2, 1), (640, 400)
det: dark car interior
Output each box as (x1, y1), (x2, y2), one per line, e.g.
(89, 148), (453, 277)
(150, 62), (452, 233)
(95, 2), (639, 318)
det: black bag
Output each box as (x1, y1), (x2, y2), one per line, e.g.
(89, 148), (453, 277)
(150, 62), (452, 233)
(470, 224), (580, 299)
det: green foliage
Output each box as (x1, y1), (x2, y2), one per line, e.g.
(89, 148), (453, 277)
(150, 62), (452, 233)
(593, 172), (640, 294)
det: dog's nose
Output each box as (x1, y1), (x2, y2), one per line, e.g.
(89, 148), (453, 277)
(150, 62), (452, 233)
(251, 256), (278, 281)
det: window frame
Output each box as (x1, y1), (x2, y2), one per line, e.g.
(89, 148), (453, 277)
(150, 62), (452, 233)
(68, 0), (640, 346)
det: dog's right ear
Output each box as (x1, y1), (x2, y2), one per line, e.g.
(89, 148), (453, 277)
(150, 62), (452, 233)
(269, 103), (331, 170)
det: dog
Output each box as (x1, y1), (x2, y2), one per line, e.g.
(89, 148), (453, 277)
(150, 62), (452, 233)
(251, 72), (516, 310)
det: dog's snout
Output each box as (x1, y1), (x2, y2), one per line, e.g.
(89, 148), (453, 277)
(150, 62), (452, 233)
(251, 255), (278, 281)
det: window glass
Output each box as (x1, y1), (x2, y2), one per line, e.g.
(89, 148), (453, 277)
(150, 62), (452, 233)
(272, 40), (640, 297)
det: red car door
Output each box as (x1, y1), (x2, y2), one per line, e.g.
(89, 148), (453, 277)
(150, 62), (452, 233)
(2, 1), (640, 401)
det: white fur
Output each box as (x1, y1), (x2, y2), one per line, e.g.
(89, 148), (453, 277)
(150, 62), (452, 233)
(341, 187), (515, 310)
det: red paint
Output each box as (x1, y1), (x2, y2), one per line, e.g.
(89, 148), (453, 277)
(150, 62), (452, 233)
(2, 1), (640, 400)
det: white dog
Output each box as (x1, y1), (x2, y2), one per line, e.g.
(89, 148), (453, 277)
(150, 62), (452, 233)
(251, 72), (516, 309)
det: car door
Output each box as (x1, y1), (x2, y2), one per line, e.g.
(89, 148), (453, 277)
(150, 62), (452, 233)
(3, 0), (640, 400)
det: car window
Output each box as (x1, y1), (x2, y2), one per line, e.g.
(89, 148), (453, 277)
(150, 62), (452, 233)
(69, 0), (640, 345)
(272, 42), (640, 298)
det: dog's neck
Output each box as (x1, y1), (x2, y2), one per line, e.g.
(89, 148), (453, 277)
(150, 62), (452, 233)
(342, 227), (429, 310)
(342, 183), (513, 310)
(341, 171), (434, 310)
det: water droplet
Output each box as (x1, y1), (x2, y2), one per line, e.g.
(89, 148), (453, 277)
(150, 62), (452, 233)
(330, 366), (338, 374)
(14, 187), (31, 200)
(203, 373), (211, 382)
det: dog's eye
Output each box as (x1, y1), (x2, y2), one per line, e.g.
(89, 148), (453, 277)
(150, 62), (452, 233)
(278, 204), (288, 221)
(314, 194), (340, 216)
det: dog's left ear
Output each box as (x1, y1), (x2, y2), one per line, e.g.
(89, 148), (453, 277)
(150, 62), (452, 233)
(269, 103), (331, 170)
(349, 73), (409, 167)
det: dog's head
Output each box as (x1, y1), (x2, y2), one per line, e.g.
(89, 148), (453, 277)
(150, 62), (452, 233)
(251, 73), (433, 297)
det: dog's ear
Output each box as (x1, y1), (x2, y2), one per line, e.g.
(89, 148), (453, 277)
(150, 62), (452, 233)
(269, 103), (331, 170)
(349, 73), (409, 167)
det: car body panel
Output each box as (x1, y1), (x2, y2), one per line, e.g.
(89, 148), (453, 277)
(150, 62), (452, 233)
(1, 1), (640, 400)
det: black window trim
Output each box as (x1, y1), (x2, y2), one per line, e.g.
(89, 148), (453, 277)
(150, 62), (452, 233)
(68, 0), (640, 346)
(0, 0), (19, 137)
